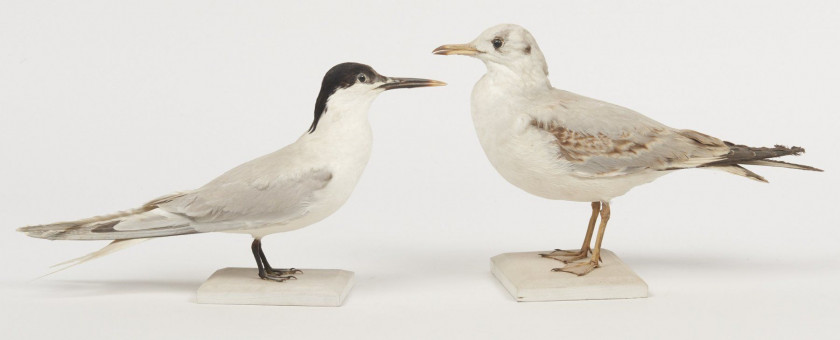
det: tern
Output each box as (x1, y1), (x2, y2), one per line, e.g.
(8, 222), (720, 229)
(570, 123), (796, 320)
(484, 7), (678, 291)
(19, 62), (445, 281)
(433, 24), (820, 276)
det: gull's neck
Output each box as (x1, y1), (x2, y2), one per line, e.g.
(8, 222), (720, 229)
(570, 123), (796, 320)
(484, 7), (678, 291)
(483, 60), (552, 95)
(472, 59), (553, 128)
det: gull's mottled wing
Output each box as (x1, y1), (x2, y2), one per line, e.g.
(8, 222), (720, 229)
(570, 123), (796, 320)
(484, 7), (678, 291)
(529, 89), (731, 177)
(156, 152), (333, 232)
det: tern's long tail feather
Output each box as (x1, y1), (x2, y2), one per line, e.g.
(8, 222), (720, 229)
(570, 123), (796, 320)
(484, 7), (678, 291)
(35, 238), (149, 280)
(703, 143), (822, 182)
(18, 200), (197, 240)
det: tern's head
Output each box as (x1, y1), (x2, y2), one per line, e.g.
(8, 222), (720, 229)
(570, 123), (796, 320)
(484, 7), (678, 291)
(433, 24), (548, 78)
(308, 62), (446, 133)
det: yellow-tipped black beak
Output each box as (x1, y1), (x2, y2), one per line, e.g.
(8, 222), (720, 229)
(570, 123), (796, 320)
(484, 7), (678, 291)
(378, 77), (447, 90)
(432, 44), (480, 56)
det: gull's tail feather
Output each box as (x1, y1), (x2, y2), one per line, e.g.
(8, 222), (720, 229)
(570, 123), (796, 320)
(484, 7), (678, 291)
(712, 165), (768, 183)
(703, 143), (822, 182)
(721, 143), (808, 163)
(34, 238), (149, 280)
(18, 194), (197, 241)
(740, 159), (823, 172)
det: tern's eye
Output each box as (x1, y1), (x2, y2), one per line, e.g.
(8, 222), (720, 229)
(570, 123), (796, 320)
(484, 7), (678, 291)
(357, 74), (367, 83)
(492, 38), (503, 49)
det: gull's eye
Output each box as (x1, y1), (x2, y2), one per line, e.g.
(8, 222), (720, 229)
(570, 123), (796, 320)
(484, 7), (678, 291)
(492, 38), (503, 49)
(357, 74), (367, 83)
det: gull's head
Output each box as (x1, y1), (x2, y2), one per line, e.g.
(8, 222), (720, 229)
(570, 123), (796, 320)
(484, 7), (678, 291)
(309, 62), (446, 133)
(433, 24), (548, 77)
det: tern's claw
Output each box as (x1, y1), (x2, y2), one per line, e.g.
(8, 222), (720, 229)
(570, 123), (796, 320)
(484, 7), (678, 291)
(262, 273), (297, 282)
(267, 268), (303, 276)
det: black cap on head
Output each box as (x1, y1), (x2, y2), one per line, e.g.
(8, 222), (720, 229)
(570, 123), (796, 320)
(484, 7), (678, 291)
(309, 62), (382, 133)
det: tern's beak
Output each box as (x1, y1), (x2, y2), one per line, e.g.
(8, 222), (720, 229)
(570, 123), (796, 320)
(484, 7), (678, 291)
(378, 77), (447, 90)
(432, 44), (480, 56)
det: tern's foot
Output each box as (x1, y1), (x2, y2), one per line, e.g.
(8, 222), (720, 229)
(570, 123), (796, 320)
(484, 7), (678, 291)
(260, 272), (298, 282)
(540, 249), (591, 263)
(267, 267), (303, 276)
(552, 261), (598, 276)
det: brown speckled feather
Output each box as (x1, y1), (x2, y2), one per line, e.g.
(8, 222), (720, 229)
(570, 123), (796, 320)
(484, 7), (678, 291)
(531, 119), (731, 177)
(531, 119), (820, 179)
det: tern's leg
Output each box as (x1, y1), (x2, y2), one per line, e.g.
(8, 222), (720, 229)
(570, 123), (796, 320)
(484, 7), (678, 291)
(553, 202), (610, 276)
(251, 239), (297, 282)
(542, 202), (600, 262)
(258, 242), (303, 276)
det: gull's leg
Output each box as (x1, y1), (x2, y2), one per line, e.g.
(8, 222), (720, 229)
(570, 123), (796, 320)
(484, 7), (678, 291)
(553, 202), (611, 276)
(251, 239), (297, 282)
(542, 202), (600, 262)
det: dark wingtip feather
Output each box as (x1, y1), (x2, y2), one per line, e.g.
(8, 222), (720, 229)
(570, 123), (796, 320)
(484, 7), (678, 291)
(777, 145), (805, 155)
(739, 165), (768, 183)
(751, 174), (770, 183)
(742, 159), (823, 172)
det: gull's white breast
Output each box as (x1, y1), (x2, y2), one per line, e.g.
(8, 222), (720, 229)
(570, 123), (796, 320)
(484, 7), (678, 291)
(470, 76), (665, 202)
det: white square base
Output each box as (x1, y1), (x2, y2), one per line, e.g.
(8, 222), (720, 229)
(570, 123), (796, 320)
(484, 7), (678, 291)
(196, 267), (354, 307)
(491, 250), (647, 302)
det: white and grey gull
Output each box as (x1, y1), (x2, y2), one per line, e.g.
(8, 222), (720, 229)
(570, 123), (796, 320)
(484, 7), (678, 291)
(434, 24), (821, 276)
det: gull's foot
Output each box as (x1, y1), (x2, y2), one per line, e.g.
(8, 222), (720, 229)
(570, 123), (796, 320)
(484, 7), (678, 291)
(540, 249), (591, 263)
(267, 267), (303, 276)
(552, 261), (598, 276)
(542, 248), (579, 256)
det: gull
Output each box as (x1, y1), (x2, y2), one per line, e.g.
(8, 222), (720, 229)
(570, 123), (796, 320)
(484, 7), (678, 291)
(433, 24), (821, 276)
(19, 62), (445, 281)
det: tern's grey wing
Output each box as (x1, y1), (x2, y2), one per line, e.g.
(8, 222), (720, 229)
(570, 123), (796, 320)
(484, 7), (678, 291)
(158, 167), (333, 231)
(530, 90), (731, 177)
(19, 149), (334, 240)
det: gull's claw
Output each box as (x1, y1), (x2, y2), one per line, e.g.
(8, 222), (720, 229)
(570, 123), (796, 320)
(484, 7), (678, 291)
(552, 261), (598, 276)
(541, 249), (592, 263)
(542, 249), (578, 256)
(543, 253), (588, 263)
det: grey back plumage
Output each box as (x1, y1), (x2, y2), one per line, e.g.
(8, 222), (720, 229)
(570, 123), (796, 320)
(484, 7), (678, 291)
(18, 150), (335, 240)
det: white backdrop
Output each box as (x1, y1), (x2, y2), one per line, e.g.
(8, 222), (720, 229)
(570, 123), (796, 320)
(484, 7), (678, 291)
(1, 1), (838, 339)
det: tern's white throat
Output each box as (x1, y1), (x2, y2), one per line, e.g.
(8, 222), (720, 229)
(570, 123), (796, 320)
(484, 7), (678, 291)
(306, 86), (379, 139)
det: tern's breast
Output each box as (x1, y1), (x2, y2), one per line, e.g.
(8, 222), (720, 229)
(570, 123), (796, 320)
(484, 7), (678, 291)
(245, 123), (374, 238)
(301, 123), (374, 222)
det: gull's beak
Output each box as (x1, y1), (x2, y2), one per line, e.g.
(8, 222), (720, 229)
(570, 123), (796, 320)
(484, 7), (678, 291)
(378, 77), (447, 90)
(432, 44), (480, 56)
